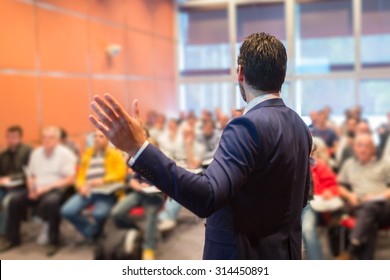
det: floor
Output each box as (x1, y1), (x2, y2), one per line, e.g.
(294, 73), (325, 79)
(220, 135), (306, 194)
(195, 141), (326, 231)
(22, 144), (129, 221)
(1, 208), (389, 260)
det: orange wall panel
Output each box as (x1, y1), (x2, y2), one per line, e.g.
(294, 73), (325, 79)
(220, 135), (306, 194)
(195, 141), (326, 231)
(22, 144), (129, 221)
(154, 0), (175, 39)
(0, 0), (36, 69)
(154, 38), (175, 79)
(126, 0), (154, 33)
(40, 77), (90, 134)
(0, 0), (176, 151)
(89, 22), (126, 74)
(38, 0), (88, 14)
(38, 8), (88, 72)
(91, 79), (127, 110)
(88, 0), (126, 24)
(0, 75), (39, 147)
(127, 31), (154, 77)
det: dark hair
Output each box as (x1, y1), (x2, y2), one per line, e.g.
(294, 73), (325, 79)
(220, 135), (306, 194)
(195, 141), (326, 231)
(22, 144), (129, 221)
(60, 128), (67, 141)
(237, 32), (287, 92)
(7, 125), (23, 137)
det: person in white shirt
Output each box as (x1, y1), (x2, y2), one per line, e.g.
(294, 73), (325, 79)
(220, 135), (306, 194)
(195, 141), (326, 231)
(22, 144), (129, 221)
(6, 127), (76, 256)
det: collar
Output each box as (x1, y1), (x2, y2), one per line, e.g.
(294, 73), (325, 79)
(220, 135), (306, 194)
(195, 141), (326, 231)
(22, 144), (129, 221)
(243, 94), (281, 115)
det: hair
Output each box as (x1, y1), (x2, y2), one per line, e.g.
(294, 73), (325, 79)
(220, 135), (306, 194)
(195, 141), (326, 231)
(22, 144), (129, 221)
(7, 125), (23, 137)
(42, 126), (61, 139)
(237, 32), (287, 92)
(60, 128), (68, 141)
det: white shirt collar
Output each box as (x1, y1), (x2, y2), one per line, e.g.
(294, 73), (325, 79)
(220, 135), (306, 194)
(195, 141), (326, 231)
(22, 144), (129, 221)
(243, 94), (281, 115)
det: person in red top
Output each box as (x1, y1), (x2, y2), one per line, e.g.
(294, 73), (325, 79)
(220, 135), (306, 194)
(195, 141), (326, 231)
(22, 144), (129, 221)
(311, 158), (339, 199)
(302, 137), (342, 259)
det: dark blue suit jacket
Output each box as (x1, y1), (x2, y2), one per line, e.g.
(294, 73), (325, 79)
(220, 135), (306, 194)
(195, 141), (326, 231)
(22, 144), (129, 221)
(132, 99), (312, 259)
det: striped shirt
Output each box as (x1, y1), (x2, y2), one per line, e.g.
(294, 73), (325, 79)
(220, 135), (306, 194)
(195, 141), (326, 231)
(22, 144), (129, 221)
(86, 152), (105, 184)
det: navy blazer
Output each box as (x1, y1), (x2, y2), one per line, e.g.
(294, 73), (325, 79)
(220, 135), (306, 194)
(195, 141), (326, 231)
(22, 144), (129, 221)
(132, 99), (312, 259)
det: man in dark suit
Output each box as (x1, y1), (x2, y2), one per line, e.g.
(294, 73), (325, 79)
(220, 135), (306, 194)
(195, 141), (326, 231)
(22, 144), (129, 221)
(89, 32), (312, 260)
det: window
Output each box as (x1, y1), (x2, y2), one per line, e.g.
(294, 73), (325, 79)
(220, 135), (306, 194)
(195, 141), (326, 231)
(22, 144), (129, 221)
(361, 0), (390, 68)
(296, 0), (354, 74)
(297, 79), (355, 115)
(179, 8), (230, 75)
(236, 3), (286, 67)
(360, 80), (390, 115)
(179, 83), (233, 116)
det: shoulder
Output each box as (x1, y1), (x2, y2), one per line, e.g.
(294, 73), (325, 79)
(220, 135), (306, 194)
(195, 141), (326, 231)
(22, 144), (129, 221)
(341, 157), (355, 171)
(57, 145), (77, 160)
(31, 146), (43, 157)
(106, 147), (124, 159)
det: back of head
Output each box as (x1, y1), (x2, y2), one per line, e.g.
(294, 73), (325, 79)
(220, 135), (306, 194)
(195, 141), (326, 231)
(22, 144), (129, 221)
(237, 32), (287, 92)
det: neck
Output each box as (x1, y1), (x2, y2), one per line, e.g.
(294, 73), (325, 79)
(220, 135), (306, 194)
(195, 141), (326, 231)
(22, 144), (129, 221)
(245, 87), (279, 103)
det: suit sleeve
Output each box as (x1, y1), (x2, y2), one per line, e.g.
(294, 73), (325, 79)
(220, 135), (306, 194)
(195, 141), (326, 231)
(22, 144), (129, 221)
(131, 117), (260, 218)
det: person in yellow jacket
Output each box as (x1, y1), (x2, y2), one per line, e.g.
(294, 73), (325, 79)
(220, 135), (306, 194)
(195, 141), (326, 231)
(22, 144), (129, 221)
(61, 130), (126, 241)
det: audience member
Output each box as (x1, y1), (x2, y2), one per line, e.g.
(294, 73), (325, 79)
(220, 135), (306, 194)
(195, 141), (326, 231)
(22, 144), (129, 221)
(4, 126), (77, 256)
(197, 120), (221, 166)
(60, 128), (80, 159)
(158, 123), (205, 232)
(310, 110), (339, 157)
(111, 168), (164, 260)
(337, 133), (390, 259)
(0, 126), (32, 251)
(61, 130), (126, 242)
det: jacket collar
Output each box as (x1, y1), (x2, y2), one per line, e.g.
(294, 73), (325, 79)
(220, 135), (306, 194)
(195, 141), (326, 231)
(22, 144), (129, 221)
(246, 98), (286, 114)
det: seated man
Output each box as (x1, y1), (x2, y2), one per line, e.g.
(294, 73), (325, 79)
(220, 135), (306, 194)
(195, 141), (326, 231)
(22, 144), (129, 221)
(310, 110), (339, 158)
(157, 123), (205, 232)
(4, 126), (77, 256)
(0, 126), (32, 251)
(197, 119), (221, 167)
(61, 130), (126, 242)
(111, 167), (164, 260)
(337, 133), (390, 259)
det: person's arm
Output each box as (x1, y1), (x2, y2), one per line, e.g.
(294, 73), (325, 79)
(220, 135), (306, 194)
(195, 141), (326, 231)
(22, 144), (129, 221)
(10, 146), (32, 182)
(89, 94), (260, 218)
(103, 149), (127, 184)
(131, 117), (260, 218)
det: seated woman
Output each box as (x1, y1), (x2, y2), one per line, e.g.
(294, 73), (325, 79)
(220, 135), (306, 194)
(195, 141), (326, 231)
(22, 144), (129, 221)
(302, 137), (341, 260)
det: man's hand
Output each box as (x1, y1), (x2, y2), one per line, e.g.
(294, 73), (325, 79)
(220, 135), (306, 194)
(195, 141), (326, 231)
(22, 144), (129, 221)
(0, 176), (11, 186)
(79, 185), (90, 197)
(347, 193), (360, 208)
(89, 94), (147, 157)
(28, 189), (38, 200)
(88, 178), (104, 188)
(322, 189), (334, 200)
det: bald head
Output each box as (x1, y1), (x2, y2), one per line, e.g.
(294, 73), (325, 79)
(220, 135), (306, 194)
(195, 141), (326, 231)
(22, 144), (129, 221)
(353, 133), (375, 163)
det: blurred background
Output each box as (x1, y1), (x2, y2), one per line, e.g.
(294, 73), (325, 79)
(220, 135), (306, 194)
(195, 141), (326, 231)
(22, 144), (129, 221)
(0, 0), (390, 260)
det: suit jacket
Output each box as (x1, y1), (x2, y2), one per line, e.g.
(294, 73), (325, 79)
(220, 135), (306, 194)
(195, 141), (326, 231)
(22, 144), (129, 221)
(132, 99), (312, 259)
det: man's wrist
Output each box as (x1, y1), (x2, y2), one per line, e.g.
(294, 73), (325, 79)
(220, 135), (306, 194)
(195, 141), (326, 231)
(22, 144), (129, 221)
(128, 140), (150, 166)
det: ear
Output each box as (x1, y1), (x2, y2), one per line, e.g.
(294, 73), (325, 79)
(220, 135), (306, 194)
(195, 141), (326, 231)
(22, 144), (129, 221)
(237, 65), (244, 83)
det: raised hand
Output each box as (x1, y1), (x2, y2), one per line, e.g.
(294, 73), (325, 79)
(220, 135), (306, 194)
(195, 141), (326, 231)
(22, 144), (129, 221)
(89, 93), (147, 156)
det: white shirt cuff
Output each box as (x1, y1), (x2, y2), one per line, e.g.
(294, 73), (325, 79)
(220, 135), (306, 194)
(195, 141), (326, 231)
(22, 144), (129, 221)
(127, 140), (150, 166)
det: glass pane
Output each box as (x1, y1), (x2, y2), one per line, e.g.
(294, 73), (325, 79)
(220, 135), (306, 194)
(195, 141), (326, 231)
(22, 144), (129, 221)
(360, 80), (390, 115)
(296, 0), (354, 74)
(361, 0), (390, 68)
(179, 8), (230, 74)
(298, 79), (355, 116)
(236, 3), (287, 69)
(179, 83), (233, 116)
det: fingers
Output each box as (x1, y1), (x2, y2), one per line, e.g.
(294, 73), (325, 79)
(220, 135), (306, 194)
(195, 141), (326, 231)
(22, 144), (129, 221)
(91, 101), (113, 129)
(94, 95), (118, 121)
(132, 99), (142, 123)
(88, 114), (109, 135)
(104, 93), (127, 120)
